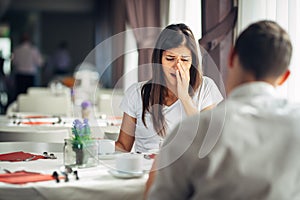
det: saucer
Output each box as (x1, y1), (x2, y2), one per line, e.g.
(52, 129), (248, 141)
(98, 152), (120, 160)
(108, 169), (144, 179)
(98, 154), (116, 160)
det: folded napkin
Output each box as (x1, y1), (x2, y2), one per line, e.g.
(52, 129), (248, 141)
(21, 121), (54, 125)
(0, 170), (59, 184)
(0, 151), (45, 162)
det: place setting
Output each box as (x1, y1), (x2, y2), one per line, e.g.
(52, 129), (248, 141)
(94, 138), (154, 179)
(108, 153), (146, 179)
(0, 151), (60, 185)
(8, 115), (64, 126)
(0, 151), (57, 162)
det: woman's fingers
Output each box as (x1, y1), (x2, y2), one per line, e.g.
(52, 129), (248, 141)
(177, 62), (189, 80)
(176, 69), (181, 84)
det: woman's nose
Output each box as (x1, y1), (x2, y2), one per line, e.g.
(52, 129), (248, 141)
(172, 58), (181, 69)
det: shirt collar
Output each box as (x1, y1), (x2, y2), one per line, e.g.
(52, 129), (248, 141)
(228, 82), (277, 99)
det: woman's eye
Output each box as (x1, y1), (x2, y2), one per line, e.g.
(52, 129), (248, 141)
(166, 57), (174, 61)
(181, 59), (190, 62)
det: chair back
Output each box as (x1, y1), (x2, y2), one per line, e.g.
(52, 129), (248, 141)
(17, 94), (72, 116)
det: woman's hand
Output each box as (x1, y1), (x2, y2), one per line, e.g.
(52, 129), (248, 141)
(176, 61), (190, 101)
(175, 61), (199, 116)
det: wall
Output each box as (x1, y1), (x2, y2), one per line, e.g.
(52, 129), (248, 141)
(41, 12), (95, 73)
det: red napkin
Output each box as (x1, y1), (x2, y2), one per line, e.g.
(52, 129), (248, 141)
(0, 151), (45, 162)
(0, 170), (59, 184)
(21, 121), (54, 125)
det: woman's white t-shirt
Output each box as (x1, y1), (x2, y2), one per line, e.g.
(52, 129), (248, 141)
(119, 76), (223, 153)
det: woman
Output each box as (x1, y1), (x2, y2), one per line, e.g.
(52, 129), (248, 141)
(116, 23), (223, 153)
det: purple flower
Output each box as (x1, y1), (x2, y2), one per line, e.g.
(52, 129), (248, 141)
(83, 118), (89, 125)
(73, 119), (82, 129)
(71, 119), (91, 140)
(81, 101), (91, 109)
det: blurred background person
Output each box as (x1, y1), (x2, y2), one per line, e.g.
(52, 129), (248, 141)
(12, 33), (44, 97)
(51, 40), (71, 76)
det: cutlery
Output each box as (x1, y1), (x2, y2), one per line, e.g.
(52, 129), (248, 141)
(25, 156), (36, 161)
(0, 167), (11, 173)
(15, 156), (36, 162)
(43, 152), (57, 159)
(59, 166), (79, 182)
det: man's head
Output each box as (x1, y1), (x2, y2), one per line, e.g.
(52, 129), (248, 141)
(227, 20), (292, 93)
(20, 33), (30, 43)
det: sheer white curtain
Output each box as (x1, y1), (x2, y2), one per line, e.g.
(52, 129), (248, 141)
(123, 23), (138, 91)
(238, 0), (300, 103)
(168, 0), (202, 39)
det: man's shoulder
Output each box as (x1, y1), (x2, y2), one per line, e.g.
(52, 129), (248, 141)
(164, 106), (225, 151)
(281, 102), (300, 120)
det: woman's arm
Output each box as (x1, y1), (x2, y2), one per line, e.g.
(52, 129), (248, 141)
(115, 113), (136, 152)
(180, 95), (218, 115)
(179, 96), (199, 116)
(144, 158), (157, 199)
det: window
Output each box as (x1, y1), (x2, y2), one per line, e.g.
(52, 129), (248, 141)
(238, 0), (300, 103)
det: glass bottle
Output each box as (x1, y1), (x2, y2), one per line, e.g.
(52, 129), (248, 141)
(63, 139), (76, 166)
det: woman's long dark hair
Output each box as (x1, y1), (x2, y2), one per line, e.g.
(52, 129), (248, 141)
(141, 23), (202, 137)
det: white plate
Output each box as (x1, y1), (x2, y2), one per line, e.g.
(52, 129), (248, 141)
(108, 169), (144, 179)
(98, 152), (120, 160)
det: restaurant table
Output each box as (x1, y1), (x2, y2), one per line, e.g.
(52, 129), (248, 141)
(0, 143), (153, 200)
(0, 114), (121, 143)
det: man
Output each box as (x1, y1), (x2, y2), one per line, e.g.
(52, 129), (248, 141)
(147, 20), (299, 199)
(13, 34), (43, 96)
(51, 40), (71, 75)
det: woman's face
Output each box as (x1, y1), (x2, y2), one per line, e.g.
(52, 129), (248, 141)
(162, 45), (192, 88)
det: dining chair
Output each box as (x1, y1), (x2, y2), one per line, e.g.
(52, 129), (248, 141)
(98, 91), (124, 116)
(17, 94), (72, 116)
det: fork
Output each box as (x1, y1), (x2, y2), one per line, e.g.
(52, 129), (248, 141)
(15, 156), (36, 162)
(24, 156), (36, 161)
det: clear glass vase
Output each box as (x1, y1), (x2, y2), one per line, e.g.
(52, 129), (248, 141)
(63, 139), (98, 168)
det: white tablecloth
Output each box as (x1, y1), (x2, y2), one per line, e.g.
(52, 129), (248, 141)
(0, 152), (153, 200)
(0, 115), (120, 143)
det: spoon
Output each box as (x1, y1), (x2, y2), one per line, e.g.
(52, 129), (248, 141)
(0, 167), (11, 173)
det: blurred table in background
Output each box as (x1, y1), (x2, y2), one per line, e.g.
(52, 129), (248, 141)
(6, 86), (125, 120)
(0, 114), (121, 143)
(2, 84), (124, 144)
